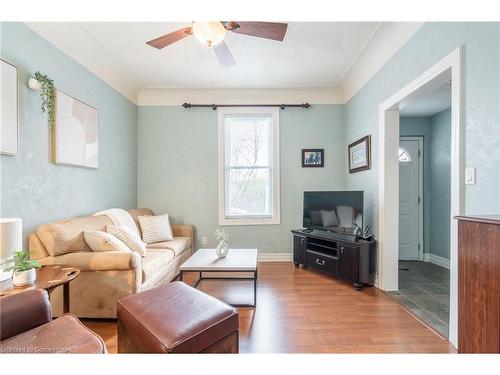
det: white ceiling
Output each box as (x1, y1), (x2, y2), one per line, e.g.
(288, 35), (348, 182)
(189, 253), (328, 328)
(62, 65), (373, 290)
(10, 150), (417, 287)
(400, 82), (451, 117)
(27, 22), (381, 101)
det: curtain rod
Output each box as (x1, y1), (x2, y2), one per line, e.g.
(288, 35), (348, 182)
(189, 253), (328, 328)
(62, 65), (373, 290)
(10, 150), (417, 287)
(182, 103), (311, 110)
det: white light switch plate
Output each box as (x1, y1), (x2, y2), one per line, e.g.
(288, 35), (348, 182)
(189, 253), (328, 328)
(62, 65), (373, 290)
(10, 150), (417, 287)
(465, 167), (476, 185)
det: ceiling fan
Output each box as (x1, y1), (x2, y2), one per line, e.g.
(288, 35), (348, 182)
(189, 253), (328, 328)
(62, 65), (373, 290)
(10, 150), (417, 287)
(146, 21), (288, 67)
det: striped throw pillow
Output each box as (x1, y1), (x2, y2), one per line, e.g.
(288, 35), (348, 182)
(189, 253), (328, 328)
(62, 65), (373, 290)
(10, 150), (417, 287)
(107, 225), (147, 257)
(84, 231), (131, 253)
(138, 214), (173, 244)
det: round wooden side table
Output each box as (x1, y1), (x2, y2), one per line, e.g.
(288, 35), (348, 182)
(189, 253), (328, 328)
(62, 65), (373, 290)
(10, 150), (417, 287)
(0, 265), (80, 313)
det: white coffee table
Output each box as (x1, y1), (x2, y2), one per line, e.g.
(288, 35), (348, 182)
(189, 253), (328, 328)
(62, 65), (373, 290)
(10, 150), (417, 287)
(179, 248), (258, 307)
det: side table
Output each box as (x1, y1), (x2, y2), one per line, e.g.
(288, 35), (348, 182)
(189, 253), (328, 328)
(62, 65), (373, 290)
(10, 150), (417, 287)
(0, 265), (80, 313)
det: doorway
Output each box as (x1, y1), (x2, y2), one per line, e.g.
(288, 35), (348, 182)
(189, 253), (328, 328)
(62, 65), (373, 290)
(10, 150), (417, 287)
(378, 47), (463, 348)
(398, 137), (423, 261)
(396, 99), (452, 338)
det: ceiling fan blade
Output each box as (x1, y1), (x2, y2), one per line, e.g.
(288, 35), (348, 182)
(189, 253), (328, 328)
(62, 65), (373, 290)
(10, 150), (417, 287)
(146, 27), (192, 49)
(227, 22), (288, 41)
(213, 41), (236, 68)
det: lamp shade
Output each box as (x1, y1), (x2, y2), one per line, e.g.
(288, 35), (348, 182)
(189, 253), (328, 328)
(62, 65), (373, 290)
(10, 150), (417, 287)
(1, 218), (22, 259)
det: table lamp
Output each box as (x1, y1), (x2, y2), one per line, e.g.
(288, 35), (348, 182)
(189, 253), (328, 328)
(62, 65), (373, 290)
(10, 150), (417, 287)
(1, 218), (22, 282)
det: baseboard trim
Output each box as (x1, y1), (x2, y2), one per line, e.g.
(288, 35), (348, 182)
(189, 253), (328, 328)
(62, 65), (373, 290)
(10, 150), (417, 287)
(423, 253), (450, 269)
(258, 252), (293, 262)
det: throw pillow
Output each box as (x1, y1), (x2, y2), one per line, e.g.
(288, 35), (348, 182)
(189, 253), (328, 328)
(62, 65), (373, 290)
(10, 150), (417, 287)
(138, 214), (174, 244)
(107, 225), (147, 257)
(83, 231), (131, 252)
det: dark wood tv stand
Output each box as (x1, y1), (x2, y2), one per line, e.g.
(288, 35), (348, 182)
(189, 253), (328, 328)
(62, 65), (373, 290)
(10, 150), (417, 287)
(291, 229), (376, 290)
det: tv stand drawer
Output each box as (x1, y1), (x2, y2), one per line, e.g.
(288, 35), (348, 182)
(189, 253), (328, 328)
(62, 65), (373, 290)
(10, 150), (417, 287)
(306, 250), (338, 275)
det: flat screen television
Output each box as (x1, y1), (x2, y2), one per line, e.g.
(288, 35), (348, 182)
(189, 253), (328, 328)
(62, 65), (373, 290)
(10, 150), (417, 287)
(303, 191), (364, 234)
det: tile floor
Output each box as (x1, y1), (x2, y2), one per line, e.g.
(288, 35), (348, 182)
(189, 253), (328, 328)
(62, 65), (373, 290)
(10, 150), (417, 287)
(387, 260), (450, 338)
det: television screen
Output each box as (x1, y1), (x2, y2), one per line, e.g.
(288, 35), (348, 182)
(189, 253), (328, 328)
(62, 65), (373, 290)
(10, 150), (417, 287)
(303, 191), (364, 234)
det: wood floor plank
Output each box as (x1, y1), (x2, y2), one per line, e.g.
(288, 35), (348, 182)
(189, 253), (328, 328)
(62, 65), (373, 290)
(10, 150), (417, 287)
(82, 262), (455, 353)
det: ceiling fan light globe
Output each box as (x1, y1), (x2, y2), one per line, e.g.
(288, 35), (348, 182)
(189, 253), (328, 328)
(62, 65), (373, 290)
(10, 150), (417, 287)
(192, 21), (225, 47)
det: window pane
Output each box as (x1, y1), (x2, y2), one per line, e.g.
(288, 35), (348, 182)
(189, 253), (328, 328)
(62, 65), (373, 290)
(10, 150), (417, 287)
(227, 167), (272, 217)
(226, 117), (270, 167)
(399, 147), (412, 162)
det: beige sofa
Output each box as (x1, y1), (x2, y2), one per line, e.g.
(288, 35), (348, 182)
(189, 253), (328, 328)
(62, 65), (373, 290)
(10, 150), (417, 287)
(28, 208), (194, 319)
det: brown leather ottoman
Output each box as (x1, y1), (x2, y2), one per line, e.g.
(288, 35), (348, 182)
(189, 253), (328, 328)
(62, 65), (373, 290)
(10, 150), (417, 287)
(117, 281), (239, 353)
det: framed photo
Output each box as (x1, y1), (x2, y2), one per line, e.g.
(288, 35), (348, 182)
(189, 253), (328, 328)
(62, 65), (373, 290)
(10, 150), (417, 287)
(1, 59), (18, 156)
(348, 135), (371, 173)
(53, 90), (99, 168)
(302, 148), (324, 168)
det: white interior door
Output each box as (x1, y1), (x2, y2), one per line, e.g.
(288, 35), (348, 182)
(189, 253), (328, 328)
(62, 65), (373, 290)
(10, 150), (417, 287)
(399, 139), (421, 260)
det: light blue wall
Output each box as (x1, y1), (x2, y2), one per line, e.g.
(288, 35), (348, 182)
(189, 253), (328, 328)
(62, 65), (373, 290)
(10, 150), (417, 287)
(400, 110), (452, 260)
(430, 108), (451, 259)
(345, 22), (500, 240)
(0, 23), (138, 246)
(400, 117), (432, 256)
(138, 105), (345, 252)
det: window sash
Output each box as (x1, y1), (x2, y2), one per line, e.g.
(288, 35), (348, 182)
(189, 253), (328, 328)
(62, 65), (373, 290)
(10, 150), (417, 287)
(218, 107), (280, 225)
(224, 166), (273, 219)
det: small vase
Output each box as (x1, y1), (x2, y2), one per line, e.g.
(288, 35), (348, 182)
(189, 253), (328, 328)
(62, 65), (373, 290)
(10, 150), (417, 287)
(12, 268), (36, 287)
(216, 240), (229, 258)
(28, 77), (42, 91)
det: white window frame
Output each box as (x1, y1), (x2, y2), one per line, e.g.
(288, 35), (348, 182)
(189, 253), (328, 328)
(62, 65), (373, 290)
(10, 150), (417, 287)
(218, 107), (280, 226)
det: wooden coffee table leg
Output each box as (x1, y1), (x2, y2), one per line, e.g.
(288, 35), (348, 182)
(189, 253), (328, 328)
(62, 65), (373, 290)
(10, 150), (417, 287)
(63, 282), (70, 314)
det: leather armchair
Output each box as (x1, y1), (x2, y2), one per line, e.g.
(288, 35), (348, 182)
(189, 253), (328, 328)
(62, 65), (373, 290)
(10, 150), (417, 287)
(0, 289), (106, 353)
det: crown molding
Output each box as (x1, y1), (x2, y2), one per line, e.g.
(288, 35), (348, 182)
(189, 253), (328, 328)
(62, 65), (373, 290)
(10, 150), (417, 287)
(26, 22), (424, 106)
(337, 22), (425, 103)
(137, 87), (344, 106)
(25, 22), (140, 104)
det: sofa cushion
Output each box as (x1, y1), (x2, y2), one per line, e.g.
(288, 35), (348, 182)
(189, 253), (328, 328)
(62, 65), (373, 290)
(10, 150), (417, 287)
(141, 249), (175, 284)
(37, 215), (113, 256)
(28, 234), (49, 260)
(147, 237), (191, 257)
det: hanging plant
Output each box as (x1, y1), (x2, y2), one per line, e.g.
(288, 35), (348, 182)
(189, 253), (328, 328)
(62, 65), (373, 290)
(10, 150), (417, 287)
(32, 71), (56, 128)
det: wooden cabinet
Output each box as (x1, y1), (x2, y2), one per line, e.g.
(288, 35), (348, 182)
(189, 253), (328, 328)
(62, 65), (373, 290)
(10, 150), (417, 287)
(293, 235), (307, 267)
(338, 245), (359, 285)
(292, 229), (375, 290)
(456, 215), (500, 353)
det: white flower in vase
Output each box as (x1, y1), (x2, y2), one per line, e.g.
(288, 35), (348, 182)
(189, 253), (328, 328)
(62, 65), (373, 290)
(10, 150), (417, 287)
(214, 229), (229, 258)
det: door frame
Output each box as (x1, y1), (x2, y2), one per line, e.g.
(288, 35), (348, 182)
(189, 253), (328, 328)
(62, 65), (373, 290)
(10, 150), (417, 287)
(399, 136), (424, 261)
(378, 47), (463, 348)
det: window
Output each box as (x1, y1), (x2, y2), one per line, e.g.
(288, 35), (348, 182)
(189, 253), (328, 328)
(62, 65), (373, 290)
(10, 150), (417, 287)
(218, 107), (280, 225)
(399, 147), (412, 162)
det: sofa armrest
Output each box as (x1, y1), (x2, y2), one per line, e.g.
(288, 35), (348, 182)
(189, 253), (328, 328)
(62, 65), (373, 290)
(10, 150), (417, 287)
(1, 289), (52, 341)
(38, 251), (141, 272)
(172, 224), (194, 246)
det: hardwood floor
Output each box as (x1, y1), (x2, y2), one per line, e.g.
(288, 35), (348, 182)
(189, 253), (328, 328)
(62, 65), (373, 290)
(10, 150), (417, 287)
(83, 262), (455, 353)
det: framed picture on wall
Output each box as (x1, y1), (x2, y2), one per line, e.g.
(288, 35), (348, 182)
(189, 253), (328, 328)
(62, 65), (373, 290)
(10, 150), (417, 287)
(53, 90), (99, 168)
(302, 149), (324, 167)
(348, 135), (371, 173)
(1, 59), (19, 156)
